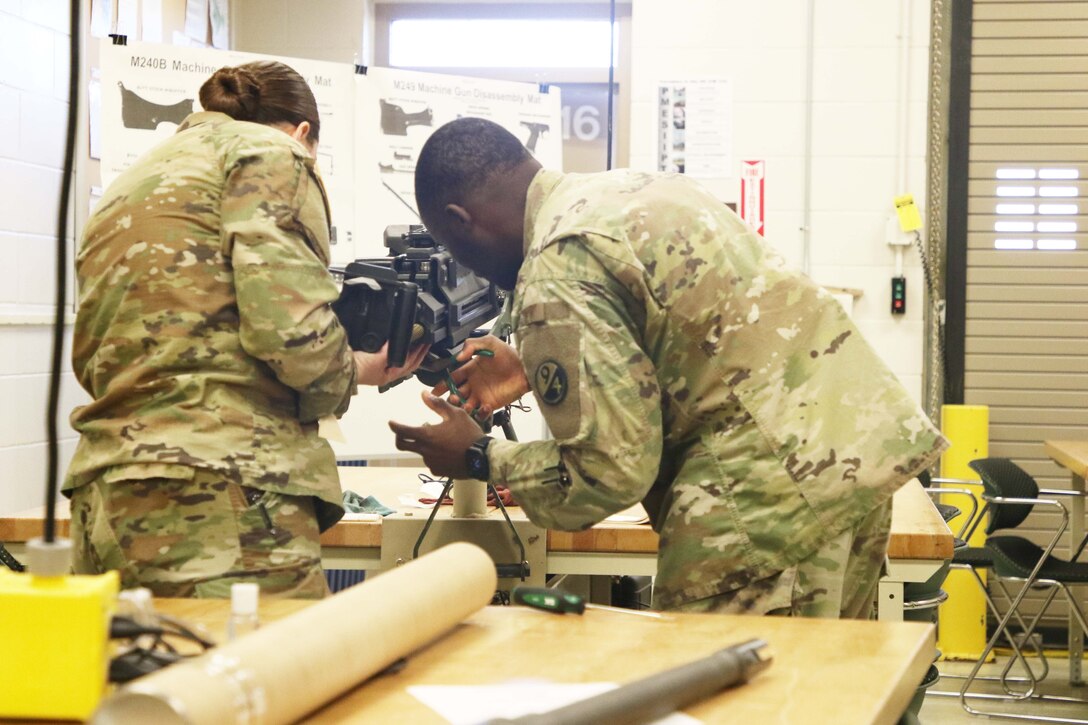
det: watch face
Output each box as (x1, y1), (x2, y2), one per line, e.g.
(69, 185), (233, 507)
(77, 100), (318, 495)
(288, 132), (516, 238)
(466, 439), (490, 480)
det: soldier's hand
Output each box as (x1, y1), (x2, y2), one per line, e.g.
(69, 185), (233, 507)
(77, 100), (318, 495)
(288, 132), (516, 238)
(389, 393), (485, 478)
(430, 336), (530, 417)
(354, 342), (430, 387)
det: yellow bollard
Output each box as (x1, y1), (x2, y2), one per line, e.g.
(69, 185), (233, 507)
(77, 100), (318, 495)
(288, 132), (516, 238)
(937, 404), (991, 661)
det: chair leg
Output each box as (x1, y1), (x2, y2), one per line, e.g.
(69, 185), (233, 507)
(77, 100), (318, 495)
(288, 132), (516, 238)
(936, 565), (1046, 696)
(995, 582), (1056, 695)
(992, 576), (1050, 684)
(960, 575), (1088, 723)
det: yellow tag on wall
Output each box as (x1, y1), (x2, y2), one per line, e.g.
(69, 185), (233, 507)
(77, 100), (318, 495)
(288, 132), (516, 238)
(894, 194), (923, 232)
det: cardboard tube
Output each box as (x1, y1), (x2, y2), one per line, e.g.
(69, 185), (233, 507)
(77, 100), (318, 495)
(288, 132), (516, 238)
(452, 478), (488, 518)
(92, 542), (497, 725)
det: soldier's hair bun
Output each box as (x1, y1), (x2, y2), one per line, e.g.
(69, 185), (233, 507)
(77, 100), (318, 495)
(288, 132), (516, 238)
(196, 61), (320, 143)
(200, 66), (261, 121)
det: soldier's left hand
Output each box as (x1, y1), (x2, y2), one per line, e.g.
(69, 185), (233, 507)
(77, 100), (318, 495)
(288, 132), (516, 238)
(389, 392), (485, 479)
(354, 342), (430, 387)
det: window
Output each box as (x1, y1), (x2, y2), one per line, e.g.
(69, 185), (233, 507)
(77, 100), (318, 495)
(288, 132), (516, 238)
(374, 3), (631, 172)
(993, 167), (1080, 251)
(389, 19), (615, 68)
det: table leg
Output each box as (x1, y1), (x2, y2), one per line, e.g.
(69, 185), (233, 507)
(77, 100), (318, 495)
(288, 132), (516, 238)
(878, 579), (905, 622)
(1070, 473), (1085, 686)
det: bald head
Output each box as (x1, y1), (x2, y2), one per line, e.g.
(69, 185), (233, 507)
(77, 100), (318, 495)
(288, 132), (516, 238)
(414, 117), (533, 222)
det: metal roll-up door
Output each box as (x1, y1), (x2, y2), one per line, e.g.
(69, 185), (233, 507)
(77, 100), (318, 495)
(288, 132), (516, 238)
(966, 0), (1088, 628)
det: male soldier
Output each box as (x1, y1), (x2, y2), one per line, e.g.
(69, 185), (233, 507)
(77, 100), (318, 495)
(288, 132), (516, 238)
(390, 117), (947, 617)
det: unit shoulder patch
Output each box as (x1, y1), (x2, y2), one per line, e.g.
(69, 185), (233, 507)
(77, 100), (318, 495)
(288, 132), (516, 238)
(535, 359), (569, 405)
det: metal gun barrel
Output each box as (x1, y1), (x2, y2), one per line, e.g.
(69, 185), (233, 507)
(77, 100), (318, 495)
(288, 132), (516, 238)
(487, 639), (771, 725)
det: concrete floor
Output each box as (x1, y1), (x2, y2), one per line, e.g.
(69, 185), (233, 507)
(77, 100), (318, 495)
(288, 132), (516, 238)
(918, 653), (1088, 723)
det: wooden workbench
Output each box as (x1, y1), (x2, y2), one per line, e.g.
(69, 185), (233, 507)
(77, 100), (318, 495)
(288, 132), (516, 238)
(0, 469), (951, 620)
(142, 597), (935, 724)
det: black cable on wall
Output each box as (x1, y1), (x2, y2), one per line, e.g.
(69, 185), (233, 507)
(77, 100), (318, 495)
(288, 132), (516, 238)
(44, 0), (81, 543)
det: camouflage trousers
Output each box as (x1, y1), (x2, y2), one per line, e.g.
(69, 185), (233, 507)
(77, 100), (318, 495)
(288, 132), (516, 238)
(672, 498), (892, 619)
(70, 467), (329, 599)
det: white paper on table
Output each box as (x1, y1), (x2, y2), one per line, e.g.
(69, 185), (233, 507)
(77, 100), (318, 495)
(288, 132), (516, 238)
(408, 680), (701, 725)
(397, 494), (431, 509)
(339, 512), (382, 522)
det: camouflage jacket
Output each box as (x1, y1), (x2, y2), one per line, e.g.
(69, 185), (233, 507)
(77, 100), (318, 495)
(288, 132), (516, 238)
(65, 112), (355, 530)
(489, 169), (948, 608)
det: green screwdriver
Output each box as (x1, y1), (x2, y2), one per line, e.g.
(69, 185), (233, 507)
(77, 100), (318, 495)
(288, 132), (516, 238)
(511, 585), (585, 615)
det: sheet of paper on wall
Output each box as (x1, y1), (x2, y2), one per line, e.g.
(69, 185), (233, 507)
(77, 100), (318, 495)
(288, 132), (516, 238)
(88, 70), (102, 160)
(142, 0), (163, 43)
(657, 79), (732, 179)
(184, 0), (209, 44)
(210, 0), (229, 49)
(408, 681), (701, 725)
(90, 0), (113, 38)
(116, 0), (138, 39)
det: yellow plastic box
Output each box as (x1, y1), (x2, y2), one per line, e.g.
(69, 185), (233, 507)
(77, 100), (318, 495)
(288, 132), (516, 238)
(0, 568), (119, 720)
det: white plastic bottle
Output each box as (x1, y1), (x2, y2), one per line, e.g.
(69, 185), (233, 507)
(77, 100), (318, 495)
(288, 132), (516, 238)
(227, 582), (260, 640)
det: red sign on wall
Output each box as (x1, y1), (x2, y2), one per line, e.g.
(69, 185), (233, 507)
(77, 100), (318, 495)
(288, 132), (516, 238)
(740, 160), (765, 235)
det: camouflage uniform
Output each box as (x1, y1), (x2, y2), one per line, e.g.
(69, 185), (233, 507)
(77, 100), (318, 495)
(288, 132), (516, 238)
(65, 111), (355, 598)
(487, 169), (948, 615)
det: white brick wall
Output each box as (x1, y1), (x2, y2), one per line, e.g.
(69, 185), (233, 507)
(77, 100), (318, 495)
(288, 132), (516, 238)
(0, 2), (86, 515)
(630, 0), (931, 401)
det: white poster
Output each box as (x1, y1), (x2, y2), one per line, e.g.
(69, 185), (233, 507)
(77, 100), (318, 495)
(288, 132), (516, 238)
(99, 42), (356, 258)
(657, 79), (731, 178)
(353, 67), (562, 258)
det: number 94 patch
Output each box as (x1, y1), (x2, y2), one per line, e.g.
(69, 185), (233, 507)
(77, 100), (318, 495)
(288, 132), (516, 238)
(535, 360), (568, 405)
(519, 313), (582, 440)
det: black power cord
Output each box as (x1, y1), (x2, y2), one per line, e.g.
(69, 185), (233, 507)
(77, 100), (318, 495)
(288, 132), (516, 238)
(108, 614), (215, 683)
(44, 0), (81, 544)
(0, 542), (26, 572)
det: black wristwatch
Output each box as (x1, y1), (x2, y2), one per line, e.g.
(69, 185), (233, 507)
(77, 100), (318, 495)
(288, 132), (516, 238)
(464, 436), (494, 481)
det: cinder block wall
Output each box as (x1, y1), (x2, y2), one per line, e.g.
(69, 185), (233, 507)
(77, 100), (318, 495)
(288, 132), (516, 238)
(0, 0), (87, 515)
(629, 0), (931, 400)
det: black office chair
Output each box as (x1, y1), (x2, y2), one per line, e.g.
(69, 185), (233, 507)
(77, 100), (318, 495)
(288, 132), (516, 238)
(958, 458), (1088, 721)
(922, 478), (1049, 698)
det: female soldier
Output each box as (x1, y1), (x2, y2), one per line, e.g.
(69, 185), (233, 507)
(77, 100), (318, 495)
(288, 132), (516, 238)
(65, 61), (423, 598)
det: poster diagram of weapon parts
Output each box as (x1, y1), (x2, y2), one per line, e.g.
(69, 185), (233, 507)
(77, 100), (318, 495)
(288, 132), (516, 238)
(98, 44), (563, 264)
(379, 99), (434, 136)
(354, 67), (562, 257)
(117, 83), (194, 129)
(100, 41), (355, 261)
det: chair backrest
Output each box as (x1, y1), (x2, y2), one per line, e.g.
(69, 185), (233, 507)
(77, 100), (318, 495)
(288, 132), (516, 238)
(968, 458), (1039, 534)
